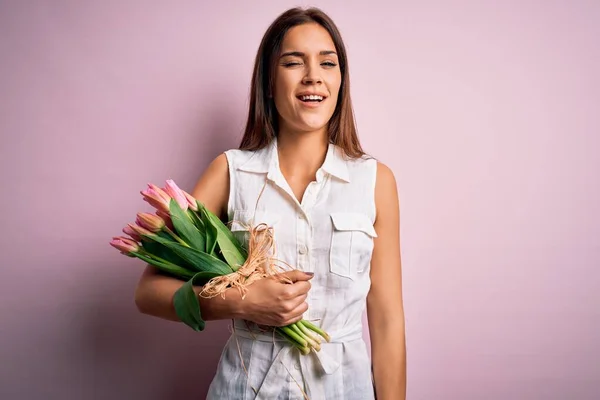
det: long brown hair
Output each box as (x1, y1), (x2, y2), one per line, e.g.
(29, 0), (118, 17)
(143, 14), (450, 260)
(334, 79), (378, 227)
(239, 7), (365, 158)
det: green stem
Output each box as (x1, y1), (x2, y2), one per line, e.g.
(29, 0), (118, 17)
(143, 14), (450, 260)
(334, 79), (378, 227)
(188, 209), (205, 229)
(291, 323), (320, 351)
(300, 320), (331, 342)
(297, 321), (322, 344)
(149, 252), (183, 268)
(278, 326), (308, 347)
(290, 323), (310, 344)
(277, 329), (310, 354)
(163, 226), (189, 247)
(130, 250), (194, 279)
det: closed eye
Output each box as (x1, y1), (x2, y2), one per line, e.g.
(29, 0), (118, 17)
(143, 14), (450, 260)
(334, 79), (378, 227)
(281, 61), (338, 68)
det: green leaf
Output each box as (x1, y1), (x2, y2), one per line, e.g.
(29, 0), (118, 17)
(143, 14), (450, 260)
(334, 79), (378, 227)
(172, 271), (220, 332)
(169, 199), (206, 251)
(141, 231), (190, 268)
(188, 270), (222, 286)
(197, 200), (247, 270)
(130, 252), (194, 279)
(188, 210), (206, 240)
(148, 233), (234, 275)
(198, 207), (218, 256)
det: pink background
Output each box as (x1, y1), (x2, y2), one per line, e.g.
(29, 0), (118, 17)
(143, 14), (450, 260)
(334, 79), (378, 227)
(1, 1), (599, 399)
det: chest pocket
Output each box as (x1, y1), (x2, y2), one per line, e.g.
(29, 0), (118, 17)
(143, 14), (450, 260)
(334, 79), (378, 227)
(230, 209), (281, 251)
(329, 212), (378, 279)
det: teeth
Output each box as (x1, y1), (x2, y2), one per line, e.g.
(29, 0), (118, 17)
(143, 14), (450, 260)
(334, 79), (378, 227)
(300, 95), (323, 101)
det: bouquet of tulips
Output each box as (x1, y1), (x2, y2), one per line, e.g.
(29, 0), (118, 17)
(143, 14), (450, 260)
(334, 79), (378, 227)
(110, 179), (329, 355)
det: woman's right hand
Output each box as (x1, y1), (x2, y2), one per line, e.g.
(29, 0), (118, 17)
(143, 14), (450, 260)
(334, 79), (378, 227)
(238, 270), (314, 326)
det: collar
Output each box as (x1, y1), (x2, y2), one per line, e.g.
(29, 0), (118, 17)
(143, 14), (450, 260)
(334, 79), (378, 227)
(237, 137), (350, 183)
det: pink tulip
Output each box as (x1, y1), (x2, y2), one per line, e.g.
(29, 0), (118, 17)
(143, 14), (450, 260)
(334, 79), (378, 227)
(136, 212), (165, 233)
(141, 183), (171, 213)
(183, 190), (199, 212)
(129, 223), (155, 238)
(123, 224), (142, 242)
(147, 183), (171, 201)
(110, 236), (140, 254)
(156, 210), (174, 229)
(164, 179), (188, 210)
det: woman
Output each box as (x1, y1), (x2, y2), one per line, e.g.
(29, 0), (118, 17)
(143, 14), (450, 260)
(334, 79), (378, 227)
(134, 7), (406, 399)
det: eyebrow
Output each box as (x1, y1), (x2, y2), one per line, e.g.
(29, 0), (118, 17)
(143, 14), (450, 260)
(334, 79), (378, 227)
(279, 50), (337, 58)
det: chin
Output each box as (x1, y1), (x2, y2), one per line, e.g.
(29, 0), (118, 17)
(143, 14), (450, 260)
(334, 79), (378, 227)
(279, 110), (334, 135)
(296, 116), (332, 132)
(296, 123), (328, 134)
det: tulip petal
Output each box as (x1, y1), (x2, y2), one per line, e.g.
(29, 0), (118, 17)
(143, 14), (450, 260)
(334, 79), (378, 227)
(148, 183), (171, 201)
(164, 179), (188, 210)
(183, 191), (199, 211)
(130, 223), (155, 239)
(109, 236), (140, 254)
(141, 187), (170, 214)
(123, 225), (142, 242)
(136, 212), (165, 232)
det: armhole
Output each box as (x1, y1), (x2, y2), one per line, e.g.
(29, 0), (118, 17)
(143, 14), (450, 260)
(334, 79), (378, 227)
(223, 150), (235, 222)
(370, 158), (379, 223)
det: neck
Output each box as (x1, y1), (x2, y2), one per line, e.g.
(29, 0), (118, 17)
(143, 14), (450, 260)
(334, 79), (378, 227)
(276, 127), (329, 178)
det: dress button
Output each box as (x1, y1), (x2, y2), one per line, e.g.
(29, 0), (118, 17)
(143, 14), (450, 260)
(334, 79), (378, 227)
(294, 362), (301, 370)
(298, 245), (307, 255)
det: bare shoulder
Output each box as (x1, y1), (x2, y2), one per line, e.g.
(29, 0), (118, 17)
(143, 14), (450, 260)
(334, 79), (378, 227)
(190, 153), (230, 219)
(375, 161), (397, 188)
(374, 160), (399, 223)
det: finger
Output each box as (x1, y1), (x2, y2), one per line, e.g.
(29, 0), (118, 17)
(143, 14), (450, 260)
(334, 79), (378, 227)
(281, 270), (314, 283)
(288, 281), (311, 297)
(286, 301), (309, 324)
(288, 293), (308, 308)
(284, 314), (304, 326)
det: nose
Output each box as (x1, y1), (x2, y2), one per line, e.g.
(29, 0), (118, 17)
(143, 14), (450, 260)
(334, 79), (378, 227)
(302, 62), (323, 85)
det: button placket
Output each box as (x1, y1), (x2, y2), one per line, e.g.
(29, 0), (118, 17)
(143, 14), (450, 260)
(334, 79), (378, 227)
(296, 211), (313, 322)
(296, 216), (309, 265)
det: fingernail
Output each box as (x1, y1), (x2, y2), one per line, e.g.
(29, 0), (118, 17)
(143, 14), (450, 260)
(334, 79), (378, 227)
(305, 272), (314, 276)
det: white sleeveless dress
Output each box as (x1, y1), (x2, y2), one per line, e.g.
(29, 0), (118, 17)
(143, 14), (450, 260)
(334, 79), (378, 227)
(206, 138), (378, 400)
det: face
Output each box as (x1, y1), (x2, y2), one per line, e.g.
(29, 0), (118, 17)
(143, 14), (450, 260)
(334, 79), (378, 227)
(272, 23), (342, 136)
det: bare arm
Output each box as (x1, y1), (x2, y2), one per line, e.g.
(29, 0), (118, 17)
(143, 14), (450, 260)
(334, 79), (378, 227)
(367, 162), (407, 399)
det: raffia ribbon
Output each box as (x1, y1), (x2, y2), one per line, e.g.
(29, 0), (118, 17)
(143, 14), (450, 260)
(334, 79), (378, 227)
(198, 222), (293, 300)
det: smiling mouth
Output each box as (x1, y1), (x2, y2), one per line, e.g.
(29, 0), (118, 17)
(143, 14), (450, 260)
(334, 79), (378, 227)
(297, 94), (325, 103)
